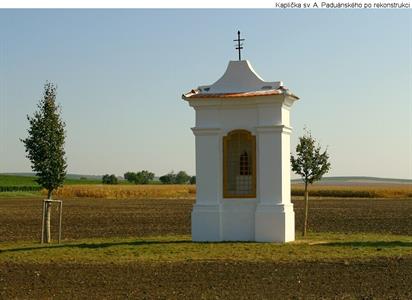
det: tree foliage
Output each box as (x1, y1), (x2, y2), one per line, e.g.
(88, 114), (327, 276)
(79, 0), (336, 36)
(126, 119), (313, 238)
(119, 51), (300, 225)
(124, 170), (155, 184)
(124, 172), (137, 183)
(21, 82), (67, 199)
(189, 176), (196, 185)
(291, 130), (331, 185)
(159, 171), (191, 184)
(102, 174), (118, 184)
(175, 171), (190, 184)
(159, 172), (176, 184)
(135, 170), (155, 184)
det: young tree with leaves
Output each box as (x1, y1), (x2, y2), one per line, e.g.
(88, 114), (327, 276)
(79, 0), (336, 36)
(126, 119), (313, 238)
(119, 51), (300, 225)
(21, 82), (67, 243)
(291, 129), (331, 237)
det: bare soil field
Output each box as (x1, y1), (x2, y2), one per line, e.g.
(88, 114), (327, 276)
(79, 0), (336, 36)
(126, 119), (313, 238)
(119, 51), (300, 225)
(2, 257), (411, 299)
(1, 197), (411, 242)
(1, 197), (411, 299)
(0, 198), (193, 242)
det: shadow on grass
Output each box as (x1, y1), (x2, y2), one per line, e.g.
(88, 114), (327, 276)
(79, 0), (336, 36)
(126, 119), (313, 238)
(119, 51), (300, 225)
(322, 241), (412, 248)
(2, 240), (412, 254)
(0, 239), (268, 254)
(0, 239), (192, 254)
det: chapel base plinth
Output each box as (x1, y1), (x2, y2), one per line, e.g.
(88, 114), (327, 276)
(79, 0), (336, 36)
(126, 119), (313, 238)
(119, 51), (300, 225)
(191, 205), (221, 242)
(221, 200), (256, 241)
(254, 203), (295, 242)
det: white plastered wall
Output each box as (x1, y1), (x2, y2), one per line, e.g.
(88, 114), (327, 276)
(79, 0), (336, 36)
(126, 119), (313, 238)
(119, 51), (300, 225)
(189, 96), (296, 242)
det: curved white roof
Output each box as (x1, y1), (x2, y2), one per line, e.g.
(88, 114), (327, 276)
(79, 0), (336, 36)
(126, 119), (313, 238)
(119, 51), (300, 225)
(198, 60), (282, 94)
(182, 60), (299, 100)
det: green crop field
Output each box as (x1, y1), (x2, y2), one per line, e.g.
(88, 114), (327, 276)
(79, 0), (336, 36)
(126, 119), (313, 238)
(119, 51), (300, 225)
(0, 174), (102, 187)
(0, 174), (104, 195)
(0, 175), (39, 187)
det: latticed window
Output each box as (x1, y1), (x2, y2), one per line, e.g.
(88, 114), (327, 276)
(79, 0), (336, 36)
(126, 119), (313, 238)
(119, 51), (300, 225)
(239, 151), (251, 175)
(223, 130), (256, 198)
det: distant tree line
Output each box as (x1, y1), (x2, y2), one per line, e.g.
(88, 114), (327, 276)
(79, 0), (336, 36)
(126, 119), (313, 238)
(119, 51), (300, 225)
(101, 170), (195, 185)
(124, 170), (154, 184)
(159, 171), (195, 185)
(102, 174), (118, 185)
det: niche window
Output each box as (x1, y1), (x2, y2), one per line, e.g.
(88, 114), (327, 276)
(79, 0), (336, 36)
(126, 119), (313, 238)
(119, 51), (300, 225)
(223, 130), (256, 198)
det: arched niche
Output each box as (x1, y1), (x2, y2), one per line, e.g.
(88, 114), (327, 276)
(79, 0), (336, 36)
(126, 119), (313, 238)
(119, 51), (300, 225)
(223, 129), (256, 198)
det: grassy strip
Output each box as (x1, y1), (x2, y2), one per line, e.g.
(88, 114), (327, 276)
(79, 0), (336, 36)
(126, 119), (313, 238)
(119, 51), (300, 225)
(1, 232), (411, 264)
(0, 175), (102, 188)
(0, 186), (42, 192)
(0, 191), (42, 198)
(0, 175), (39, 187)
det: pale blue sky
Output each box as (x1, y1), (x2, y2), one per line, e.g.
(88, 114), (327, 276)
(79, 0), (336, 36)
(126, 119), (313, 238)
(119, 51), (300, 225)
(0, 9), (410, 178)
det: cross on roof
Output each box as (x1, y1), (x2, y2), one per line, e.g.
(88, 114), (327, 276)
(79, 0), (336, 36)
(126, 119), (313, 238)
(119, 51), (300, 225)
(233, 30), (245, 61)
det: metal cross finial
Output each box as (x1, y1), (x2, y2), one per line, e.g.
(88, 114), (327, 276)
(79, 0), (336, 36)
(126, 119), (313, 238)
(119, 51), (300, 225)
(233, 30), (245, 61)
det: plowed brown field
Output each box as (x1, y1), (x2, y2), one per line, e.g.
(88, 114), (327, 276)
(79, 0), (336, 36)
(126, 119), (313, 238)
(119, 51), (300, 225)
(1, 197), (411, 299)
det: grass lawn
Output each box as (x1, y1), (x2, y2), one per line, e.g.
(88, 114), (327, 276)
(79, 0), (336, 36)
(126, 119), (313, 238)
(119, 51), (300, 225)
(1, 232), (411, 264)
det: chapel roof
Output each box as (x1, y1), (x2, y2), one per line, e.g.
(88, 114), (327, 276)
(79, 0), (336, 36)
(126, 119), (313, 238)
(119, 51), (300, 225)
(182, 60), (299, 100)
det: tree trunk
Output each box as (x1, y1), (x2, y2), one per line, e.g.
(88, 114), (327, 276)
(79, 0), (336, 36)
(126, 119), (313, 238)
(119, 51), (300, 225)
(44, 190), (52, 243)
(302, 182), (309, 237)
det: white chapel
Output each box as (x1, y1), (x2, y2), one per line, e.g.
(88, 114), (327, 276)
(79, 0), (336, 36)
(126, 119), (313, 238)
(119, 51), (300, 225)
(182, 32), (300, 243)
